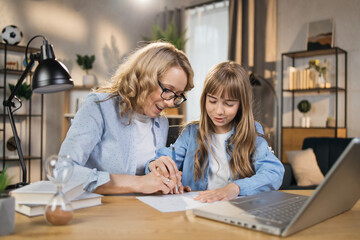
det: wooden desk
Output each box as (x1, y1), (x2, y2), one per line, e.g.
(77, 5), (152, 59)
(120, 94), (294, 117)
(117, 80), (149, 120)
(3, 190), (360, 239)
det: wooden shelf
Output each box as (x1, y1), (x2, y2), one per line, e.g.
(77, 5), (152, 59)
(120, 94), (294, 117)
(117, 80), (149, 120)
(282, 47), (346, 58)
(0, 69), (34, 75)
(282, 87), (345, 93)
(0, 42), (39, 53)
(166, 114), (184, 119)
(71, 85), (93, 91)
(0, 155), (41, 161)
(0, 114), (42, 118)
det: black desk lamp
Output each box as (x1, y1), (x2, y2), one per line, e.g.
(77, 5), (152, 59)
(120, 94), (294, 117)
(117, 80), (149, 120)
(3, 35), (73, 188)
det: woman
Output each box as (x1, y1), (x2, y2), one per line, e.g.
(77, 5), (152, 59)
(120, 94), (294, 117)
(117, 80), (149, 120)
(59, 42), (194, 194)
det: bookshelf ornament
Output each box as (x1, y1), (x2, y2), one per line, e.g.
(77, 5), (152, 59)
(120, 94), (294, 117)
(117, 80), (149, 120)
(1, 25), (23, 45)
(297, 100), (311, 128)
(44, 155), (74, 225)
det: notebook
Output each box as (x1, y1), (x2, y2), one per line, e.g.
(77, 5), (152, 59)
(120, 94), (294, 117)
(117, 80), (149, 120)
(193, 137), (360, 237)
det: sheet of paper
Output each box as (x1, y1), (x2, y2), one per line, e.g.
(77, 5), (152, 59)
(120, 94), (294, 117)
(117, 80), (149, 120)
(136, 192), (210, 212)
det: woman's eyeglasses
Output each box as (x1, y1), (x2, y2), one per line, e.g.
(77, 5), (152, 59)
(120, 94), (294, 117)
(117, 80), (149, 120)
(158, 81), (186, 107)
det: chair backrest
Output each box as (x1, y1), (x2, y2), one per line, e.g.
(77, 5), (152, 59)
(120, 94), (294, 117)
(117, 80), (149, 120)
(302, 137), (353, 175)
(166, 125), (181, 147)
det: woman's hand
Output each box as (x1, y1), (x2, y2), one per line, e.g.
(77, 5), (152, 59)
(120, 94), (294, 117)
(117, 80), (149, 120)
(138, 171), (177, 194)
(193, 183), (240, 203)
(149, 156), (182, 193)
(94, 172), (175, 195)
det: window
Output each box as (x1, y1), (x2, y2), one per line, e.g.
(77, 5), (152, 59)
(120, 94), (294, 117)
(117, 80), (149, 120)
(185, 1), (229, 121)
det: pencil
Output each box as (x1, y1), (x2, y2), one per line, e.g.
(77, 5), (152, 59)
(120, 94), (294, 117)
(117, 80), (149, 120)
(172, 146), (179, 194)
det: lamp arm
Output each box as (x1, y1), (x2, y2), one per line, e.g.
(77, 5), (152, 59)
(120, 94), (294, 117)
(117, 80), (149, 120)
(5, 56), (35, 103)
(3, 56), (36, 186)
(5, 105), (27, 186)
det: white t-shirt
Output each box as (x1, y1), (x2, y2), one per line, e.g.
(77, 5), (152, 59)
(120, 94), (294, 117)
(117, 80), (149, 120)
(207, 131), (232, 190)
(133, 112), (156, 175)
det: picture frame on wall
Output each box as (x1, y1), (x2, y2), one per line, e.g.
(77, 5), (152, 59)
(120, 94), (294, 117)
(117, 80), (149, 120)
(307, 19), (334, 51)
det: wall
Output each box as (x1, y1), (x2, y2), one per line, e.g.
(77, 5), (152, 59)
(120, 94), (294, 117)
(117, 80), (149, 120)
(277, 0), (360, 137)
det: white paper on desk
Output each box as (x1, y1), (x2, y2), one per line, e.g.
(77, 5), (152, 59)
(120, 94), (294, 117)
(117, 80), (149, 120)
(136, 192), (210, 212)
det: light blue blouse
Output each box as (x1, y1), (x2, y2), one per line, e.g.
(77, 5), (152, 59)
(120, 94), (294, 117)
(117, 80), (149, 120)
(59, 92), (169, 192)
(146, 122), (284, 196)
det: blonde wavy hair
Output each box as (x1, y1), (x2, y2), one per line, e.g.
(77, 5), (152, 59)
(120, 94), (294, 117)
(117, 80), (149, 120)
(194, 61), (256, 181)
(96, 41), (194, 118)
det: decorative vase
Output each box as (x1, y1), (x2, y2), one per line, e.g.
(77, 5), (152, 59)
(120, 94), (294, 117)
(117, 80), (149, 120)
(82, 74), (96, 87)
(317, 73), (330, 88)
(0, 195), (15, 236)
(300, 115), (310, 128)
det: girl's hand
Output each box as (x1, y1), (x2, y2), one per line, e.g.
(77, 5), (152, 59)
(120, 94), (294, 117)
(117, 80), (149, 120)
(149, 156), (182, 193)
(194, 183), (240, 203)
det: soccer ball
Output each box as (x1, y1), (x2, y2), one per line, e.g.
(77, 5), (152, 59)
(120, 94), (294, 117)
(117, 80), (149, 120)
(1, 25), (23, 45)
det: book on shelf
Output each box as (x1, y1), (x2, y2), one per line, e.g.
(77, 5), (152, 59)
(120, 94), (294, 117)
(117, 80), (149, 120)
(287, 67), (317, 90)
(10, 180), (84, 204)
(15, 192), (103, 217)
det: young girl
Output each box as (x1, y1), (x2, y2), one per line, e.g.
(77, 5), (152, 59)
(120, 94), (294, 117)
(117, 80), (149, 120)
(147, 61), (284, 202)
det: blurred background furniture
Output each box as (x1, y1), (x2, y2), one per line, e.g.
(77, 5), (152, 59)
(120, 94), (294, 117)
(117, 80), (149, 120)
(280, 137), (353, 190)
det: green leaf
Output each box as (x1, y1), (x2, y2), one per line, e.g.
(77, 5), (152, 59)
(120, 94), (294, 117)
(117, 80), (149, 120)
(8, 82), (32, 100)
(0, 167), (11, 195)
(76, 54), (96, 74)
(143, 19), (188, 50)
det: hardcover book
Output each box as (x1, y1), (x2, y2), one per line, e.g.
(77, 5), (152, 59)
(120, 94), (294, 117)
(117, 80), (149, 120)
(10, 180), (84, 204)
(15, 192), (103, 217)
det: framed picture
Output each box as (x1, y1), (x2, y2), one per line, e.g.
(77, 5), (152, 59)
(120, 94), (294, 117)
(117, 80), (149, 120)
(307, 19), (334, 51)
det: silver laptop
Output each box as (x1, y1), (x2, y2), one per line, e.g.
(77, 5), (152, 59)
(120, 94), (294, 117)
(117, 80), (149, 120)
(193, 138), (360, 237)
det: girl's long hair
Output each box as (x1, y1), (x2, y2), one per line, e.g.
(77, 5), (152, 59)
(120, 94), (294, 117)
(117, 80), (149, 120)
(96, 41), (194, 118)
(194, 61), (256, 180)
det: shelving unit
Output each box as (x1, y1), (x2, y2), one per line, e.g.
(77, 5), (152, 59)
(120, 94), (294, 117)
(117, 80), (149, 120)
(0, 43), (44, 183)
(280, 47), (347, 162)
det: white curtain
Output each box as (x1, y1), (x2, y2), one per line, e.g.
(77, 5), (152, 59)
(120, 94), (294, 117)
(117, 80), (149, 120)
(185, 1), (229, 122)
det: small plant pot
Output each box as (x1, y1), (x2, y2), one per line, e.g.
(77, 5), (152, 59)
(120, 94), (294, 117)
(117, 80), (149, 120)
(0, 195), (15, 236)
(82, 74), (96, 87)
(326, 119), (336, 128)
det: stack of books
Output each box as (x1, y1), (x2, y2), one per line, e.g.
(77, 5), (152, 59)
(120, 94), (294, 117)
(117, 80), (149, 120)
(10, 181), (102, 217)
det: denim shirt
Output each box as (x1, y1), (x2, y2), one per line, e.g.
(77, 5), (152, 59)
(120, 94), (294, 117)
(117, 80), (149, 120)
(59, 92), (169, 192)
(146, 122), (284, 196)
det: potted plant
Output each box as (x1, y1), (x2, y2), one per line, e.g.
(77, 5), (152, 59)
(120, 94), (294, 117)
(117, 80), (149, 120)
(308, 59), (330, 88)
(8, 82), (32, 114)
(326, 117), (336, 128)
(297, 100), (311, 128)
(0, 167), (15, 236)
(143, 19), (188, 51)
(76, 54), (96, 87)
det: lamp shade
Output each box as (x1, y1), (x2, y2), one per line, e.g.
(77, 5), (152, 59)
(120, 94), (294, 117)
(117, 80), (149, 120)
(32, 59), (73, 94)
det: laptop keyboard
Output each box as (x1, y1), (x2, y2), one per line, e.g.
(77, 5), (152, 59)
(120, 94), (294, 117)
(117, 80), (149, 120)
(244, 195), (308, 224)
